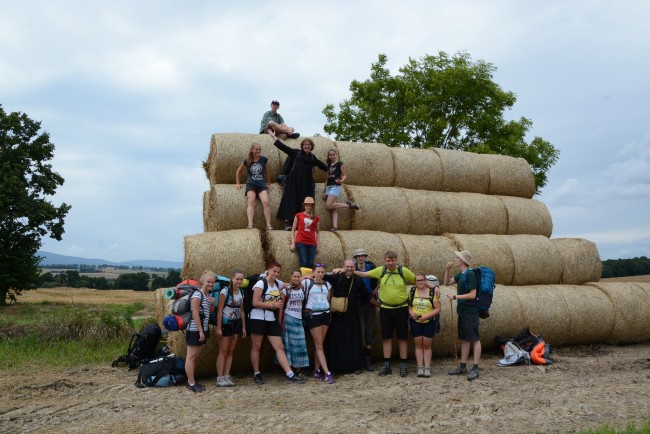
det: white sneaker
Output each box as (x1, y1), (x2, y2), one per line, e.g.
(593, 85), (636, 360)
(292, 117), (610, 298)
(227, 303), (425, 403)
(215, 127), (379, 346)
(417, 366), (425, 377)
(225, 375), (235, 387)
(424, 367), (432, 378)
(216, 376), (228, 387)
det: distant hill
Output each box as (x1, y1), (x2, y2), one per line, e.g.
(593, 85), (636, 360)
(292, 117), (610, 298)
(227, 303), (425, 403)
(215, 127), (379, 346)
(37, 251), (182, 269)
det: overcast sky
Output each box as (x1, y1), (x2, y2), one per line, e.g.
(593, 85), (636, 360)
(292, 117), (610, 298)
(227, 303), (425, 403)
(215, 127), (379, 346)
(2, 1), (649, 262)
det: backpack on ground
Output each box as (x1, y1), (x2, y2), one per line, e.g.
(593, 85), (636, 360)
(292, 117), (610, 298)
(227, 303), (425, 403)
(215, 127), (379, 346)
(112, 323), (162, 370)
(495, 326), (552, 366)
(408, 286), (441, 333)
(458, 266), (495, 319)
(135, 354), (187, 388)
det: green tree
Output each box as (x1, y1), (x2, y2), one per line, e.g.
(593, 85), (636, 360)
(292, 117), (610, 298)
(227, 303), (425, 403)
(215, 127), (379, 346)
(323, 52), (559, 192)
(0, 105), (70, 306)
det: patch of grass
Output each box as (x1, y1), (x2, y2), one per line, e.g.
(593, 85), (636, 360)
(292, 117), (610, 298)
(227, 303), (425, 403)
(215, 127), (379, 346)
(576, 420), (650, 434)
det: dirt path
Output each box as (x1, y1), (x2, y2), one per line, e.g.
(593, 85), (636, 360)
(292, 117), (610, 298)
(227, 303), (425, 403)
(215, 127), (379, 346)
(1, 342), (649, 433)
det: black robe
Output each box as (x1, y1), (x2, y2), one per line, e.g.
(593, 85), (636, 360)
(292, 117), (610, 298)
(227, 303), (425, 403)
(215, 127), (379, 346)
(323, 273), (368, 372)
(273, 140), (328, 221)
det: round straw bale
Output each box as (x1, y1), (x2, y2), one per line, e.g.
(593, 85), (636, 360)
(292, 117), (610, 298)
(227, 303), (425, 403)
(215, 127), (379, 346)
(206, 133), (283, 185)
(401, 189), (444, 235)
(552, 238), (602, 284)
(276, 136), (335, 184)
(431, 147), (490, 194)
(204, 184), (284, 231)
(484, 154), (536, 198)
(183, 230), (266, 280)
(391, 147), (443, 190)
(584, 282), (650, 344)
(445, 234), (515, 285)
(476, 285), (526, 351)
(202, 190), (210, 232)
(498, 196), (553, 236)
(506, 235), (563, 285)
(335, 141), (395, 186)
(345, 186), (411, 233)
(556, 284), (615, 345)
(314, 183), (352, 231)
(507, 285), (572, 346)
(336, 230), (406, 265)
(397, 234), (457, 280)
(452, 192), (508, 234)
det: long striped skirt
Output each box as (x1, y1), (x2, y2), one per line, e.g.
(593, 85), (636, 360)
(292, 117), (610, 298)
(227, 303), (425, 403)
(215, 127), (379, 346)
(282, 315), (310, 368)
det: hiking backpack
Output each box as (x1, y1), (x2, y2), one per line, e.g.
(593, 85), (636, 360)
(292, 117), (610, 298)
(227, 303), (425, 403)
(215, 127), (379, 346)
(112, 323), (162, 370)
(162, 280), (204, 332)
(207, 275), (236, 325)
(241, 274), (270, 320)
(408, 286), (441, 333)
(377, 265), (407, 307)
(458, 266), (496, 319)
(135, 354), (187, 388)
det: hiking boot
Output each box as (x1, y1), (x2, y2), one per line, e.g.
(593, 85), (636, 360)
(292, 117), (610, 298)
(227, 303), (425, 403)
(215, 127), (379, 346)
(225, 375), (235, 387)
(417, 366), (425, 377)
(286, 374), (305, 384)
(186, 383), (204, 393)
(424, 367), (432, 378)
(216, 376), (228, 387)
(313, 368), (324, 381)
(346, 201), (360, 210)
(324, 372), (335, 384)
(400, 363), (408, 377)
(364, 357), (374, 371)
(448, 366), (467, 375)
(377, 365), (392, 376)
(467, 368), (479, 381)
(289, 132), (300, 139)
(253, 373), (265, 385)
(284, 220), (292, 231)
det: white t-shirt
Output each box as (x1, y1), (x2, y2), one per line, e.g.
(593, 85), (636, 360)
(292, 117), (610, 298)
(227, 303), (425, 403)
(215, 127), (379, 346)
(284, 284), (305, 319)
(303, 279), (331, 314)
(249, 279), (283, 321)
(187, 290), (211, 332)
(219, 287), (243, 323)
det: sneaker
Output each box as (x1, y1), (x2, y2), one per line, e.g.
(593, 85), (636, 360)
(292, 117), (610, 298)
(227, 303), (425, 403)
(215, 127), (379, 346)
(400, 364), (408, 377)
(417, 366), (425, 377)
(467, 368), (479, 381)
(195, 383), (206, 391)
(448, 366), (468, 375)
(278, 133), (288, 140)
(253, 373), (265, 385)
(324, 372), (335, 384)
(377, 365), (392, 376)
(186, 383), (204, 393)
(313, 368), (324, 381)
(330, 227), (338, 232)
(289, 132), (300, 139)
(424, 367), (432, 378)
(346, 201), (360, 210)
(225, 375), (235, 387)
(216, 376), (228, 387)
(286, 373), (305, 384)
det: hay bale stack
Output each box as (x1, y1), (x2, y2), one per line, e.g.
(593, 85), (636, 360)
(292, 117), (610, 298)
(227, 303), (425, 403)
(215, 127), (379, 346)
(508, 285), (572, 346)
(315, 183), (352, 231)
(391, 147), (443, 190)
(203, 184), (285, 231)
(498, 196), (553, 236)
(401, 189), (445, 234)
(552, 238), (602, 284)
(202, 190), (210, 232)
(474, 285), (526, 351)
(557, 284), (615, 344)
(451, 192), (508, 234)
(397, 234), (457, 280)
(183, 230), (266, 280)
(335, 141), (395, 186)
(265, 230), (344, 280)
(432, 147), (490, 194)
(336, 230), (406, 264)
(205, 133), (283, 185)
(585, 282), (650, 343)
(484, 154), (536, 198)
(345, 186), (410, 233)
(506, 235), (563, 285)
(446, 234), (516, 285)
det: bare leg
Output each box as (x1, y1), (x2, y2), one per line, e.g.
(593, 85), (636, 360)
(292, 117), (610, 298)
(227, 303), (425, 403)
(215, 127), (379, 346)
(246, 190), (257, 226)
(185, 345), (202, 385)
(250, 334), (263, 372)
(267, 121), (294, 135)
(423, 337), (433, 367)
(472, 340), (482, 365)
(460, 340), (470, 364)
(382, 339), (392, 359)
(216, 336), (231, 376)
(225, 335), (239, 375)
(398, 339), (408, 359)
(310, 325), (331, 374)
(267, 335), (292, 374)
(258, 190), (272, 226)
(414, 336), (424, 367)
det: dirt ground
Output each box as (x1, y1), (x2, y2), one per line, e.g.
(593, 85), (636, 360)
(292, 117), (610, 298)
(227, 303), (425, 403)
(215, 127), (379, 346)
(1, 281), (649, 433)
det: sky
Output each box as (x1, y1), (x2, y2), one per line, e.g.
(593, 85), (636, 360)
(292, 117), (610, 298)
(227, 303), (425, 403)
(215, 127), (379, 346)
(1, 1), (649, 262)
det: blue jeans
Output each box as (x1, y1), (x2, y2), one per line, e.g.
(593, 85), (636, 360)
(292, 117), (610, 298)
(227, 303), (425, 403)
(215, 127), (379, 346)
(295, 242), (316, 269)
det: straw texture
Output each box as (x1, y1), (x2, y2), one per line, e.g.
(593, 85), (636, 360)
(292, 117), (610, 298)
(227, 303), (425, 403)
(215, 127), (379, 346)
(397, 234), (458, 281)
(498, 195), (553, 237)
(335, 141), (395, 187)
(345, 186), (410, 233)
(506, 235), (563, 285)
(391, 147), (443, 190)
(446, 234), (516, 285)
(484, 154), (536, 198)
(432, 147), (490, 194)
(552, 238), (602, 284)
(336, 230), (406, 265)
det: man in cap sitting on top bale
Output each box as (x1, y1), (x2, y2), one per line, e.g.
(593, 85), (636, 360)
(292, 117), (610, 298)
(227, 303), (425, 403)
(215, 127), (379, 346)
(259, 100), (300, 140)
(444, 250), (481, 381)
(353, 248), (379, 371)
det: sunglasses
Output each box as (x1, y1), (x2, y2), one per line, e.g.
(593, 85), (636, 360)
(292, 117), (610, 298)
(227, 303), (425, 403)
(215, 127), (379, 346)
(315, 263), (326, 268)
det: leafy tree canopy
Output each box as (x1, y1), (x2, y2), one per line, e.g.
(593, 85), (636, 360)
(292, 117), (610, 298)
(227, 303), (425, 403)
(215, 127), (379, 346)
(0, 105), (71, 305)
(323, 52), (559, 192)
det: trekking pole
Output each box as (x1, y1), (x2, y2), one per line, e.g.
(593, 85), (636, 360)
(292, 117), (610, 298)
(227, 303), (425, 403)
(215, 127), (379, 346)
(449, 299), (458, 368)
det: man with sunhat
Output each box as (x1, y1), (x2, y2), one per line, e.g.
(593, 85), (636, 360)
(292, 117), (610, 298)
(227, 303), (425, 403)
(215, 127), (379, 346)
(259, 100), (300, 139)
(353, 248), (379, 371)
(444, 250), (481, 381)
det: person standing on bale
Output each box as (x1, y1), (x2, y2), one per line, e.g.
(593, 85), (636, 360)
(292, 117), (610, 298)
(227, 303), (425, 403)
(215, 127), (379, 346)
(185, 271), (216, 393)
(290, 196), (320, 270)
(259, 100), (300, 140)
(321, 148), (359, 232)
(268, 129), (328, 230)
(445, 250), (481, 381)
(235, 142), (273, 230)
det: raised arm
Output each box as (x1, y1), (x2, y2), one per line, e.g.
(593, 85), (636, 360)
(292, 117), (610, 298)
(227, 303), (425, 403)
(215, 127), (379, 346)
(268, 129), (296, 156)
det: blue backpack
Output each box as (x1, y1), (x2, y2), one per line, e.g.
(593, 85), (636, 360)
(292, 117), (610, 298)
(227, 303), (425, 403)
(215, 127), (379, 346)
(459, 266), (495, 319)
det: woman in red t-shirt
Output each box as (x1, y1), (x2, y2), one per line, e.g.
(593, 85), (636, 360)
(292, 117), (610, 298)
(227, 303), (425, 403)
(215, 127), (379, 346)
(290, 196), (320, 269)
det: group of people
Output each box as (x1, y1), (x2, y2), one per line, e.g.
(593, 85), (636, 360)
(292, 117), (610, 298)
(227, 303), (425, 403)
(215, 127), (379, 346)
(181, 248), (483, 393)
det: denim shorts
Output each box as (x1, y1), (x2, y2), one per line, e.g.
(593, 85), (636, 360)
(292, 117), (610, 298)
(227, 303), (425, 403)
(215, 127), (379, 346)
(325, 185), (342, 198)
